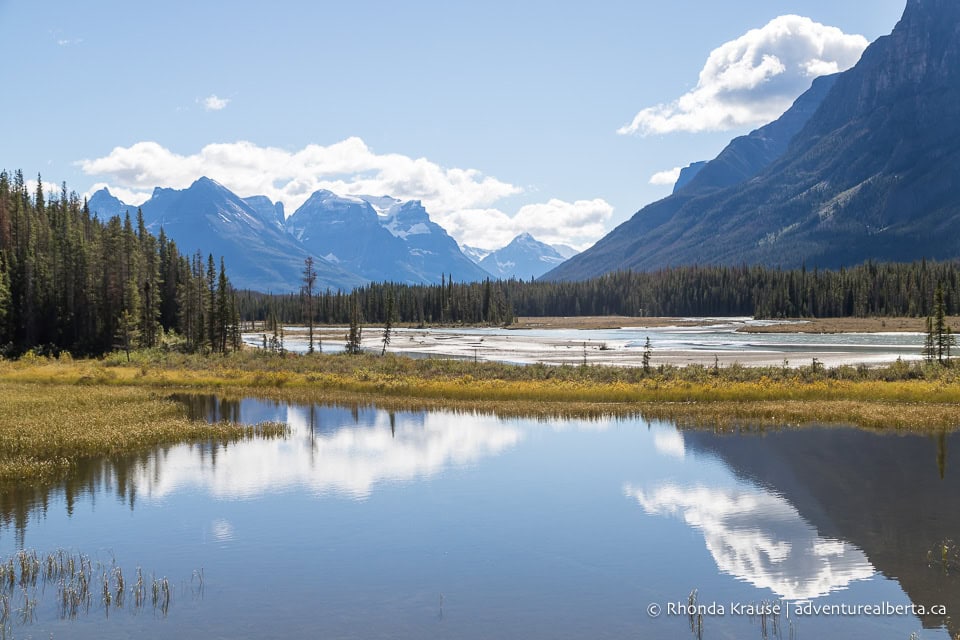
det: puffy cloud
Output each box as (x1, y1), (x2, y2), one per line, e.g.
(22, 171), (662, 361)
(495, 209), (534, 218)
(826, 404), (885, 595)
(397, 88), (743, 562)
(79, 138), (608, 249)
(618, 15), (868, 136)
(79, 138), (519, 213)
(648, 167), (682, 186)
(201, 94), (230, 111)
(440, 198), (613, 251)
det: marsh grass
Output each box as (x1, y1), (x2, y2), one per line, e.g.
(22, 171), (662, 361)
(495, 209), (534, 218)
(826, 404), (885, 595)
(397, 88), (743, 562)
(0, 382), (288, 483)
(0, 350), (958, 484)
(0, 549), (185, 632)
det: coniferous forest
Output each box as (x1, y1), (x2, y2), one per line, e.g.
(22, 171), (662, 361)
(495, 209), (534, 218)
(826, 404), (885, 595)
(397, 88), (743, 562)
(3, 172), (960, 357)
(0, 171), (240, 356)
(237, 261), (960, 327)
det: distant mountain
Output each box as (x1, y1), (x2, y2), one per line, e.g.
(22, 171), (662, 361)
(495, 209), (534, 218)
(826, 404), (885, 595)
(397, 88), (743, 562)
(377, 199), (491, 282)
(87, 187), (135, 220)
(286, 190), (419, 283)
(286, 191), (490, 284)
(461, 245), (493, 264)
(128, 178), (362, 292)
(360, 195), (491, 283)
(548, 0), (960, 279)
(478, 233), (569, 280)
(551, 243), (580, 260)
(242, 195), (286, 231)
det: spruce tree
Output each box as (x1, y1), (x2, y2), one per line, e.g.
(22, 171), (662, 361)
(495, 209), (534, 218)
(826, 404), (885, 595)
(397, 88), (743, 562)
(346, 298), (363, 355)
(302, 257), (317, 354)
(381, 288), (394, 356)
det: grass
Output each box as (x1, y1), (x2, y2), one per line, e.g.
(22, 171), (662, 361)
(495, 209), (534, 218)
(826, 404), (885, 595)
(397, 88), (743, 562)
(0, 381), (287, 483)
(0, 548), (185, 632)
(0, 348), (958, 483)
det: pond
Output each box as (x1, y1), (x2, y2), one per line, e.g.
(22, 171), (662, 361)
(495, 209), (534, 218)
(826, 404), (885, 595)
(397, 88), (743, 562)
(0, 397), (955, 639)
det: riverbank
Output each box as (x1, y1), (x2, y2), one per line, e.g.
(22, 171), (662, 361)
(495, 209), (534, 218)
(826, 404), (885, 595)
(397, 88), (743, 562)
(0, 350), (958, 444)
(253, 317), (928, 368)
(0, 382), (286, 483)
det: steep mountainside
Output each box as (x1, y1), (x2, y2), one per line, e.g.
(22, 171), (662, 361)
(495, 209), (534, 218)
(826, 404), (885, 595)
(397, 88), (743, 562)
(86, 187), (134, 220)
(478, 233), (569, 280)
(242, 195), (286, 231)
(361, 197), (492, 283)
(125, 178), (361, 292)
(547, 0), (960, 279)
(286, 191), (421, 283)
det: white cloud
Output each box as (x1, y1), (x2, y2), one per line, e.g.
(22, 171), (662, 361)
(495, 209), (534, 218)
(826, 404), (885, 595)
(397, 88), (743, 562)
(25, 179), (65, 200)
(57, 38), (83, 47)
(201, 95), (230, 111)
(79, 139), (610, 249)
(440, 198), (613, 251)
(648, 167), (682, 186)
(618, 15), (868, 136)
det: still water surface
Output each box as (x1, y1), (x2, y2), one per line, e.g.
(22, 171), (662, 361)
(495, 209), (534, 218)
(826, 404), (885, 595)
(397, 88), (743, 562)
(0, 397), (955, 638)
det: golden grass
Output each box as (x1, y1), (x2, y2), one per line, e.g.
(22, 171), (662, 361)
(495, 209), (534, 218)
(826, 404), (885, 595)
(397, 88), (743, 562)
(0, 349), (958, 484)
(0, 382), (286, 483)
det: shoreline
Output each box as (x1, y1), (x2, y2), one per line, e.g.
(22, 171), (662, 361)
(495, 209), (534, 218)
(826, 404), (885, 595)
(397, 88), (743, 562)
(251, 316), (930, 369)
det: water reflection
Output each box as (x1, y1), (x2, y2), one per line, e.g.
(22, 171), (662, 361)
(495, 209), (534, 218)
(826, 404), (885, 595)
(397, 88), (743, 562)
(137, 402), (522, 500)
(625, 483), (874, 600)
(0, 397), (955, 639)
(672, 427), (960, 634)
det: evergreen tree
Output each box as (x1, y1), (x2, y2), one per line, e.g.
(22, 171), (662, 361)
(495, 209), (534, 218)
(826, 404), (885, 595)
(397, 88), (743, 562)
(206, 254), (217, 352)
(217, 258), (230, 353)
(346, 298), (363, 355)
(302, 257), (317, 354)
(923, 316), (937, 362)
(381, 288), (395, 356)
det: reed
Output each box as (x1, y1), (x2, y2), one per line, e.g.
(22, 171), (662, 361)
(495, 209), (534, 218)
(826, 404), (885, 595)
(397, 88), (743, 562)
(0, 382), (288, 483)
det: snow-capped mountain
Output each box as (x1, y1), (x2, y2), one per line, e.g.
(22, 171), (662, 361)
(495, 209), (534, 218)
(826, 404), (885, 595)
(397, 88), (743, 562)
(242, 195), (286, 231)
(461, 245), (493, 264)
(478, 233), (572, 280)
(286, 190), (420, 283)
(287, 191), (490, 284)
(88, 180), (561, 291)
(88, 178), (363, 292)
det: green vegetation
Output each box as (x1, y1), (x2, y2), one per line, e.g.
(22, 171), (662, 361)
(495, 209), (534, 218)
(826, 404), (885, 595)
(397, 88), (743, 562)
(0, 547), (192, 633)
(0, 171), (240, 357)
(235, 261), (960, 327)
(925, 283), (957, 363)
(0, 381), (286, 482)
(3, 349), (960, 424)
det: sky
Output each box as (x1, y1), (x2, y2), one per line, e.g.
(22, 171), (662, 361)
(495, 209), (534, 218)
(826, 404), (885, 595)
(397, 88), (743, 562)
(0, 1), (906, 251)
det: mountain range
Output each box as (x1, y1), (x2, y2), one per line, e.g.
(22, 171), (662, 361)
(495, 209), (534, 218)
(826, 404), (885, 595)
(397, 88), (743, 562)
(469, 233), (576, 281)
(88, 181), (575, 291)
(547, 0), (960, 280)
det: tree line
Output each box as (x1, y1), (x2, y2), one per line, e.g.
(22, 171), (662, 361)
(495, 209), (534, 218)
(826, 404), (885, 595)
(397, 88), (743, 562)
(238, 261), (960, 327)
(0, 171), (240, 356)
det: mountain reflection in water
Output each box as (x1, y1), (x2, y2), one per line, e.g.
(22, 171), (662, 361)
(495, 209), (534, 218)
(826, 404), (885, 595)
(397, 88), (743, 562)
(0, 396), (954, 639)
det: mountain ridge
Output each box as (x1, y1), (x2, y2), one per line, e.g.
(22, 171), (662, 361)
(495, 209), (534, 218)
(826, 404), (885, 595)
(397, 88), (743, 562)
(546, 0), (960, 280)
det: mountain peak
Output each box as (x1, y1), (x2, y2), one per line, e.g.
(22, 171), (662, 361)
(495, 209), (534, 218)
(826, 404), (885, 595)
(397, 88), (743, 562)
(480, 233), (568, 280)
(546, 0), (960, 278)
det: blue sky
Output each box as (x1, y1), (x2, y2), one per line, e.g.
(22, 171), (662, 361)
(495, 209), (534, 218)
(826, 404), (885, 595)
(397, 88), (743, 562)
(0, 1), (906, 250)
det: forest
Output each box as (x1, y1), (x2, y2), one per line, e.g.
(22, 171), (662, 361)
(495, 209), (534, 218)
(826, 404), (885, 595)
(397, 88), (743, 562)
(2, 172), (959, 356)
(0, 171), (240, 356)
(238, 261), (960, 327)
